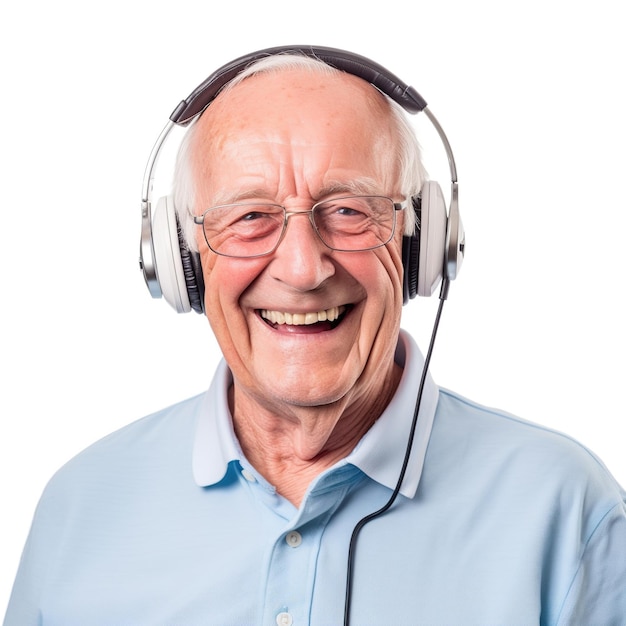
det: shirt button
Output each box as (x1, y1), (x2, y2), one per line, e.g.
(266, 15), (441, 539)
(285, 531), (302, 548)
(276, 612), (293, 626)
(241, 469), (256, 482)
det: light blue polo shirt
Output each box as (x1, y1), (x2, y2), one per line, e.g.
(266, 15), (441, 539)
(5, 331), (626, 625)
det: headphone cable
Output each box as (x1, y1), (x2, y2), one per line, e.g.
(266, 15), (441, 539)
(343, 277), (450, 626)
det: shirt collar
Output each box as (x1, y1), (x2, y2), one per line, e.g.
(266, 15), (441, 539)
(193, 329), (439, 499)
(192, 359), (239, 487)
(343, 329), (439, 497)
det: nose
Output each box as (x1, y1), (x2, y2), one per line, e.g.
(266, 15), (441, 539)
(268, 211), (335, 291)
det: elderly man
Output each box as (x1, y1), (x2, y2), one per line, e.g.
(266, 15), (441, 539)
(5, 47), (626, 625)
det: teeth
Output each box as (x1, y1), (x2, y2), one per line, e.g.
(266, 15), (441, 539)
(261, 305), (346, 326)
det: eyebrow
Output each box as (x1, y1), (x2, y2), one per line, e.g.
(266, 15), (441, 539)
(210, 177), (383, 207)
(316, 178), (382, 198)
(212, 189), (276, 205)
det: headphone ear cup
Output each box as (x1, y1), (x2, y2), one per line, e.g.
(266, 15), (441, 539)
(152, 195), (197, 314)
(416, 181), (448, 297)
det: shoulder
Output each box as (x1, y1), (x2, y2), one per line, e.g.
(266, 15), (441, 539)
(435, 388), (616, 468)
(429, 388), (625, 511)
(40, 393), (207, 502)
(429, 390), (626, 625)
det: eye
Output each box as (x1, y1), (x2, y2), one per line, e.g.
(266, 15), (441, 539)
(335, 205), (365, 217)
(239, 211), (269, 222)
(322, 197), (371, 218)
(226, 206), (284, 240)
(226, 205), (281, 228)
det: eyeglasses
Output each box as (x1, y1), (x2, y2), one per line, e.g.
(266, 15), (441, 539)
(193, 195), (409, 258)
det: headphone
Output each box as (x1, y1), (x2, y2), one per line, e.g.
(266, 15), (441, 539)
(139, 45), (465, 313)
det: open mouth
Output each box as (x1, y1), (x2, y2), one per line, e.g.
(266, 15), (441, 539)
(259, 305), (350, 332)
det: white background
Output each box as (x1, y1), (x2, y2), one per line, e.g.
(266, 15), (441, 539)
(1, 0), (624, 614)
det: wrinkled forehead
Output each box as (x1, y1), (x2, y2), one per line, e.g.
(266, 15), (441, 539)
(185, 74), (400, 212)
(196, 67), (396, 143)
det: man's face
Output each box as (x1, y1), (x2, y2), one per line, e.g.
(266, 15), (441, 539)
(191, 69), (406, 411)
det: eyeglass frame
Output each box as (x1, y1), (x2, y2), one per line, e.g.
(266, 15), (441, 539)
(192, 195), (411, 259)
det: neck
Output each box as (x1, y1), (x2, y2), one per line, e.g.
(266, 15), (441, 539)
(230, 362), (403, 507)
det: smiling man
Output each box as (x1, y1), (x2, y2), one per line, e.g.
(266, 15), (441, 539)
(5, 48), (626, 625)
(188, 66), (408, 506)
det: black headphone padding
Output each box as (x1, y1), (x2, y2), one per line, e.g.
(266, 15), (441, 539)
(177, 216), (205, 314)
(402, 197), (421, 304)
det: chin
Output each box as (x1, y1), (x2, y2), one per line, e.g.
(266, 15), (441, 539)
(261, 377), (353, 409)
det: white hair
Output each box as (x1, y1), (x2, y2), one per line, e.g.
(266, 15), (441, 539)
(172, 53), (427, 251)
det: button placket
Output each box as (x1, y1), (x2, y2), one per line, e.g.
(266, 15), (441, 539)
(262, 471), (357, 625)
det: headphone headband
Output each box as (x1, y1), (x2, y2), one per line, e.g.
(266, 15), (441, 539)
(169, 45), (428, 126)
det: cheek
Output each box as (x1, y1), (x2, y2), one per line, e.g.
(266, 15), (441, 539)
(345, 246), (404, 335)
(200, 252), (265, 323)
(366, 246), (405, 350)
(377, 238), (405, 307)
(371, 245), (405, 348)
(387, 231), (406, 306)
